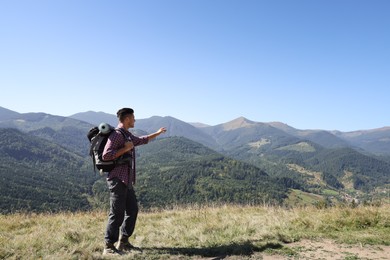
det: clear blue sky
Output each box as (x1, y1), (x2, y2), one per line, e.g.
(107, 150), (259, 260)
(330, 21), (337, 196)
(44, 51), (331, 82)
(1, 0), (389, 131)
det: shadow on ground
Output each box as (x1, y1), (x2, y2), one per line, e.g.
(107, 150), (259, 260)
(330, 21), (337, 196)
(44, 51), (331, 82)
(143, 240), (283, 259)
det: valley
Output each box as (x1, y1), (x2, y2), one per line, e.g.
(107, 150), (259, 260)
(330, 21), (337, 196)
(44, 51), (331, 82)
(0, 106), (389, 212)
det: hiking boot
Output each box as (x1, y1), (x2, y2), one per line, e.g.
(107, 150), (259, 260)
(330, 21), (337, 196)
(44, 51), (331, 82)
(117, 240), (142, 252)
(103, 241), (123, 256)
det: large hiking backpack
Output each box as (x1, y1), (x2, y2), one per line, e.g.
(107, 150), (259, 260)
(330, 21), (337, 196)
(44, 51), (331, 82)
(87, 123), (130, 173)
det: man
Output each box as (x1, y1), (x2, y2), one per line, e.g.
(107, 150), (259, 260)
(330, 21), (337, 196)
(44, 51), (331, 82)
(102, 107), (166, 255)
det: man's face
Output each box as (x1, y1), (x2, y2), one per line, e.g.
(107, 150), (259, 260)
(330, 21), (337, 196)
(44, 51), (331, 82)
(125, 114), (135, 128)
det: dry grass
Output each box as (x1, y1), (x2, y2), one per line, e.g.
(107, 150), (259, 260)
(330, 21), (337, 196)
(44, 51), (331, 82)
(1, 204), (389, 259)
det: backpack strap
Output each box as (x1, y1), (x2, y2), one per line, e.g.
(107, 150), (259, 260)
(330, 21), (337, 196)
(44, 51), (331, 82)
(115, 128), (133, 142)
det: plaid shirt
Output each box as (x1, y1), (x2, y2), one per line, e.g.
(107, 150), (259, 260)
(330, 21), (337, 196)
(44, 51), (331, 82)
(102, 123), (148, 186)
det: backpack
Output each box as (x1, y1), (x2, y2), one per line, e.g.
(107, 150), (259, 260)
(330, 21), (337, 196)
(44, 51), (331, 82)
(87, 123), (131, 174)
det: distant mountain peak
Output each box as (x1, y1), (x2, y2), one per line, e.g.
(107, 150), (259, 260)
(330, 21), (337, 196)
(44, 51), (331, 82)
(189, 122), (210, 128)
(222, 117), (256, 131)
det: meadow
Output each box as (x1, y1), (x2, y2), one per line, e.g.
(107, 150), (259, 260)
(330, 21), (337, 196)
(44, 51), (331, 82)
(1, 204), (389, 259)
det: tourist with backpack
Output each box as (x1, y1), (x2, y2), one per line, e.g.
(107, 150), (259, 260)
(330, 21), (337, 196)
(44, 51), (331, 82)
(101, 107), (166, 256)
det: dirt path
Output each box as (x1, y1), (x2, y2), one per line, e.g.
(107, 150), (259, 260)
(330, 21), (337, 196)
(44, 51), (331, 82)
(262, 239), (390, 260)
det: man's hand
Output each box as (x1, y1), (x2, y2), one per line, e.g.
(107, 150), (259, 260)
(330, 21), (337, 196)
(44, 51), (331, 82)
(157, 127), (167, 134)
(148, 127), (167, 141)
(124, 141), (134, 152)
(115, 141), (134, 159)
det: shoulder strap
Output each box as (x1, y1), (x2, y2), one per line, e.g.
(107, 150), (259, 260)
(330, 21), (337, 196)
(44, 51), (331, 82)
(116, 128), (132, 142)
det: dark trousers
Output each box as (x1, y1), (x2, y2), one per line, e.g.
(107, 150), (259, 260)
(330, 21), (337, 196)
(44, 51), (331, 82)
(105, 178), (138, 244)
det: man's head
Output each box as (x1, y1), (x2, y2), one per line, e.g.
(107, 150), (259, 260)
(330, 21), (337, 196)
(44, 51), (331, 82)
(117, 108), (135, 128)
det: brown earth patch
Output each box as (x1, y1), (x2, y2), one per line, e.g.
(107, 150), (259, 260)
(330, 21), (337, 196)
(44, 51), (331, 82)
(262, 239), (390, 260)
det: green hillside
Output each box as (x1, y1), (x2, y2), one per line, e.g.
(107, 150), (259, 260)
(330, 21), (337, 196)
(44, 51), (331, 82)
(0, 112), (94, 155)
(1, 128), (294, 213)
(91, 137), (292, 209)
(0, 128), (96, 213)
(227, 137), (390, 203)
(307, 147), (390, 191)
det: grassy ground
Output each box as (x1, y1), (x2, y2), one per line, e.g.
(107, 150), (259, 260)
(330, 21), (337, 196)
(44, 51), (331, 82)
(1, 204), (389, 259)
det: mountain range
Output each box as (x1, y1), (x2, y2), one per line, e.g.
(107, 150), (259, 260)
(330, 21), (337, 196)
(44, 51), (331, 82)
(69, 109), (390, 155)
(0, 106), (389, 212)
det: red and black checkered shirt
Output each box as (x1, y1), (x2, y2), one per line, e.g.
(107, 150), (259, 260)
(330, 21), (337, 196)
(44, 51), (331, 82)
(102, 123), (148, 186)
